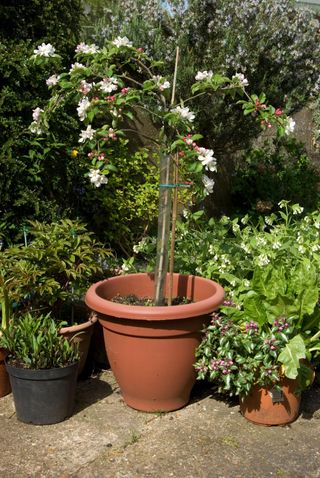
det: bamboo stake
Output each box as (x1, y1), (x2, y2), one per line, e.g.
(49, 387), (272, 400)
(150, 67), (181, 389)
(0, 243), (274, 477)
(168, 155), (179, 306)
(154, 47), (180, 305)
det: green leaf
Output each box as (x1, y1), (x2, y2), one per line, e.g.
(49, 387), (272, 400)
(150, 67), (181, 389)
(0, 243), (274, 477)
(243, 292), (268, 326)
(278, 335), (306, 379)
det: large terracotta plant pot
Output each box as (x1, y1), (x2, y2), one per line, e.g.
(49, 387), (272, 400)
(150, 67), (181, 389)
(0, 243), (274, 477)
(0, 348), (11, 397)
(240, 378), (301, 426)
(60, 312), (97, 377)
(85, 273), (224, 412)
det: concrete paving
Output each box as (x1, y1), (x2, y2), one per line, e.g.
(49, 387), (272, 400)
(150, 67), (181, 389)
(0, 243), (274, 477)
(1, 370), (320, 478)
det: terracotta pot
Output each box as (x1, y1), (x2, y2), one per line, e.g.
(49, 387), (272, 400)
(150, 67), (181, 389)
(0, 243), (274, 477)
(85, 273), (224, 412)
(0, 348), (11, 397)
(240, 378), (301, 426)
(60, 313), (97, 377)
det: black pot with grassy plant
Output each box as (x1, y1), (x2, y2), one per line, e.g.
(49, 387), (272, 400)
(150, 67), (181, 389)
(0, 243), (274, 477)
(1, 313), (80, 425)
(0, 218), (111, 376)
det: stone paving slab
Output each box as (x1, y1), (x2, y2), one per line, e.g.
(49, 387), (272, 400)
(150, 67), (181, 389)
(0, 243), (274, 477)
(0, 370), (320, 478)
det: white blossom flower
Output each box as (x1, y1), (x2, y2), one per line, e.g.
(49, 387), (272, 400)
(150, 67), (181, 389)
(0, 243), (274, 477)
(152, 75), (171, 91)
(112, 36), (133, 48)
(32, 107), (43, 122)
(160, 81), (170, 91)
(46, 74), (60, 87)
(121, 262), (130, 272)
(240, 242), (251, 254)
(33, 43), (56, 57)
(292, 205), (304, 215)
(285, 117), (296, 135)
(79, 80), (93, 95)
(265, 216), (273, 226)
(75, 43), (99, 54)
(202, 175), (215, 195)
(298, 245), (306, 254)
(311, 244), (320, 252)
(77, 97), (91, 121)
(197, 147), (217, 172)
(172, 106), (195, 122)
(79, 125), (96, 143)
(256, 254), (270, 266)
(99, 77), (118, 93)
(314, 221), (320, 229)
(88, 169), (108, 187)
(30, 122), (43, 135)
(232, 72), (249, 87)
(256, 237), (267, 246)
(272, 241), (281, 250)
(69, 63), (86, 74)
(195, 70), (213, 81)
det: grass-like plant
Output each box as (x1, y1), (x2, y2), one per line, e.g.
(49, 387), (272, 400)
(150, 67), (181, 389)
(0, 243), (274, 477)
(0, 313), (79, 369)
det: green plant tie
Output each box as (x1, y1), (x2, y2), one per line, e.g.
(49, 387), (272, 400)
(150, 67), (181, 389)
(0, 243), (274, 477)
(159, 183), (192, 188)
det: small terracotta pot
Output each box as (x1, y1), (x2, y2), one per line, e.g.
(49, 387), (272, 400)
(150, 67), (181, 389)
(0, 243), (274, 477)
(85, 273), (224, 412)
(60, 313), (97, 377)
(0, 348), (11, 398)
(240, 378), (301, 426)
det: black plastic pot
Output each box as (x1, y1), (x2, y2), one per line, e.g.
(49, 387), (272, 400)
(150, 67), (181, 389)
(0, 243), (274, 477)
(5, 360), (79, 425)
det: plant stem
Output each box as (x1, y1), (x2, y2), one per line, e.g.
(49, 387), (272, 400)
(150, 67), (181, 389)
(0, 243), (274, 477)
(154, 151), (172, 305)
(154, 47), (180, 305)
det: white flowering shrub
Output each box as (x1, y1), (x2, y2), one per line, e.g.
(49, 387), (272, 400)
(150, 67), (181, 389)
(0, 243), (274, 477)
(81, 0), (320, 214)
(130, 201), (320, 300)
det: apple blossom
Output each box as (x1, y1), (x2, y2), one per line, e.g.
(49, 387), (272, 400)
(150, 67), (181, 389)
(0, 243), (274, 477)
(202, 175), (215, 195)
(79, 125), (96, 143)
(46, 74), (60, 87)
(69, 63), (86, 74)
(89, 169), (108, 187)
(77, 97), (91, 121)
(172, 106), (195, 122)
(195, 70), (213, 81)
(284, 117), (296, 135)
(33, 43), (56, 57)
(75, 43), (99, 54)
(99, 77), (118, 93)
(112, 36), (133, 48)
(232, 73), (249, 87)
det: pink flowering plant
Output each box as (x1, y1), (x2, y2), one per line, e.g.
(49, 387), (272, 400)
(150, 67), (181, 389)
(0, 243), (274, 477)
(194, 257), (320, 397)
(29, 39), (295, 303)
(195, 312), (295, 397)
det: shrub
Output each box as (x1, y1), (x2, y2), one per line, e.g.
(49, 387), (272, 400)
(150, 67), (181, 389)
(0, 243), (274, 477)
(81, 0), (320, 214)
(230, 138), (320, 214)
(0, 1), (83, 242)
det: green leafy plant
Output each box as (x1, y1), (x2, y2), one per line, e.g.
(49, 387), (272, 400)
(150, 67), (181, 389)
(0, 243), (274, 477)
(0, 219), (111, 325)
(0, 313), (79, 369)
(194, 312), (314, 397)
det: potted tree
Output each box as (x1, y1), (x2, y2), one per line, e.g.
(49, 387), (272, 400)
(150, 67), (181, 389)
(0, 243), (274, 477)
(0, 219), (110, 376)
(195, 259), (320, 425)
(30, 39), (294, 411)
(0, 312), (79, 424)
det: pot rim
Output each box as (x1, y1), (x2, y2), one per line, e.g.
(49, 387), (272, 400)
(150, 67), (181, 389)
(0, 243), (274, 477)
(59, 312), (98, 334)
(85, 272), (224, 321)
